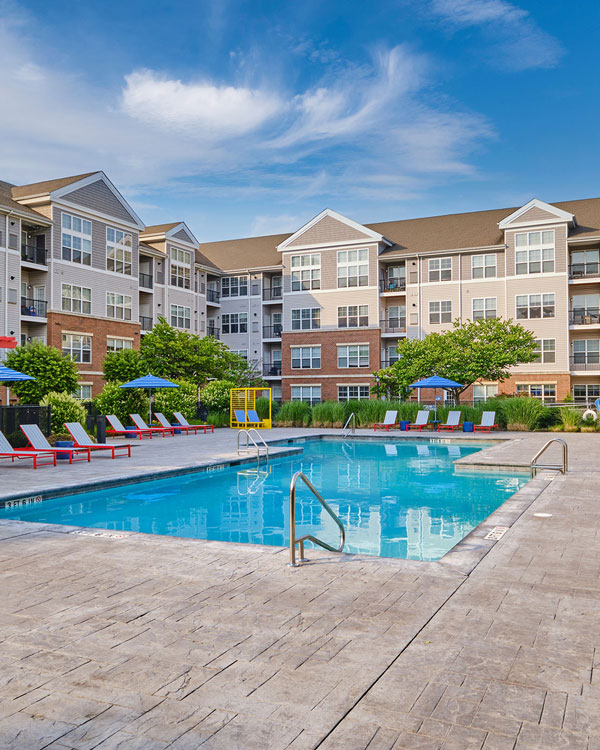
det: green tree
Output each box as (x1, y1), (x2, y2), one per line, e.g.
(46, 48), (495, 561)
(153, 379), (197, 421)
(93, 382), (149, 425)
(40, 392), (87, 433)
(4, 342), (78, 404)
(103, 348), (145, 382)
(376, 318), (538, 402)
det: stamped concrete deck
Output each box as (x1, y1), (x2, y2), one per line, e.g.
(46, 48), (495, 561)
(0, 429), (598, 749)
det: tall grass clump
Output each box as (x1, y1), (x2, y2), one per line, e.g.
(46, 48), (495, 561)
(497, 397), (549, 431)
(274, 401), (312, 427)
(255, 397), (272, 420)
(559, 407), (582, 432)
(206, 411), (230, 428)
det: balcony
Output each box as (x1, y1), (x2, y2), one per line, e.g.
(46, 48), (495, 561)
(140, 315), (153, 331)
(263, 325), (282, 339)
(570, 356), (600, 371)
(20, 297), (47, 318)
(207, 289), (220, 304)
(21, 245), (47, 265)
(139, 272), (153, 289)
(262, 287), (282, 301)
(569, 263), (600, 280)
(380, 279), (406, 293)
(263, 363), (282, 377)
(569, 308), (600, 325)
(207, 326), (220, 339)
(380, 320), (407, 334)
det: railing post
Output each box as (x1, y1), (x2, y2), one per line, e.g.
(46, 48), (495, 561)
(289, 478), (298, 567)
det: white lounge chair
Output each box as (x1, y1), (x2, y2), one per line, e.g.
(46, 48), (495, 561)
(408, 410), (430, 431)
(130, 414), (175, 437)
(474, 411), (499, 432)
(65, 422), (132, 458)
(438, 411), (461, 432)
(20, 423), (91, 463)
(373, 410), (399, 431)
(0, 429), (56, 469)
(106, 414), (153, 440)
(173, 412), (214, 434)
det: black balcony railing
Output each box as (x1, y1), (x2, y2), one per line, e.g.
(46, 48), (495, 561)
(263, 363), (282, 376)
(380, 320), (407, 334)
(263, 287), (282, 301)
(570, 356), (600, 371)
(207, 326), (220, 339)
(569, 263), (600, 279)
(380, 279), (406, 293)
(139, 272), (153, 288)
(21, 245), (47, 265)
(207, 289), (220, 303)
(569, 308), (600, 325)
(20, 297), (47, 317)
(263, 325), (283, 338)
(140, 315), (153, 331)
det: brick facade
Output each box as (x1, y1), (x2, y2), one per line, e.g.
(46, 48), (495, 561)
(498, 373), (572, 401)
(281, 328), (381, 401)
(46, 312), (141, 397)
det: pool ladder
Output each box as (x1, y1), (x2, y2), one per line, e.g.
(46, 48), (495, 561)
(288, 471), (346, 567)
(341, 412), (356, 437)
(237, 429), (269, 464)
(530, 438), (568, 478)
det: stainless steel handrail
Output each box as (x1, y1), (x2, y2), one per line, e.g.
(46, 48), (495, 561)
(341, 412), (356, 437)
(288, 471), (346, 567)
(236, 429), (269, 463)
(530, 438), (568, 478)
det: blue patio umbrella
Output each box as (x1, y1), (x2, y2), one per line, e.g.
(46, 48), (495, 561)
(119, 374), (179, 422)
(409, 375), (463, 421)
(0, 365), (36, 403)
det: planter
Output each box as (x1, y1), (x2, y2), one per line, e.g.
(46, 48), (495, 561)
(171, 424), (182, 435)
(54, 440), (74, 460)
(125, 426), (139, 439)
(462, 422), (474, 433)
(400, 420), (410, 431)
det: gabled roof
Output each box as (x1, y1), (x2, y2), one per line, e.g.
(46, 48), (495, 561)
(498, 198), (575, 229)
(11, 172), (97, 200)
(0, 181), (51, 223)
(141, 221), (199, 247)
(198, 233), (290, 272)
(141, 222), (181, 234)
(277, 208), (389, 251)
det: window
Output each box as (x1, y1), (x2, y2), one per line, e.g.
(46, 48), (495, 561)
(383, 305), (406, 331)
(387, 345), (400, 365)
(222, 313), (248, 334)
(61, 284), (91, 314)
(516, 293), (555, 320)
(472, 254), (497, 279)
(291, 385), (321, 404)
(107, 338), (132, 353)
(231, 350), (248, 360)
(337, 248), (368, 288)
(532, 339), (556, 364)
(571, 249), (599, 278)
(573, 384), (600, 403)
(428, 257), (451, 282)
(221, 275), (248, 297)
(291, 308), (320, 330)
(472, 298), (497, 320)
(385, 265), (406, 290)
(515, 231), (555, 274)
(106, 227), (132, 275)
(170, 247), (192, 288)
(337, 344), (369, 368)
(572, 339), (599, 366)
(571, 293), (600, 324)
(75, 384), (93, 400)
(107, 293), (132, 321)
(61, 212), (92, 265)
(291, 254), (320, 291)
(429, 300), (452, 324)
(338, 305), (368, 328)
(62, 333), (91, 363)
(170, 304), (191, 329)
(473, 384), (498, 404)
(291, 346), (321, 369)
(338, 385), (370, 401)
(516, 383), (556, 402)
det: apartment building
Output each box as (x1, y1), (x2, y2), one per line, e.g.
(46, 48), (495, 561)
(1, 168), (599, 405)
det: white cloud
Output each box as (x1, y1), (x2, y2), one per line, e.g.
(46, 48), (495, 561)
(250, 213), (303, 235)
(430, 0), (563, 70)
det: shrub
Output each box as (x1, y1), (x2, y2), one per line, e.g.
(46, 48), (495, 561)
(94, 382), (148, 425)
(103, 349), (145, 382)
(153, 379), (197, 422)
(274, 401), (312, 427)
(560, 407), (582, 432)
(40, 392), (87, 433)
(206, 411), (230, 428)
(497, 397), (549, 431)
(200, 379), (237, 412)
(5, 342), (78, 403)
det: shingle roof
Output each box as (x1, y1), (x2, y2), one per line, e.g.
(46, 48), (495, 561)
(198, 232), (290, 271)
(10, 172), (97, 199)
(140, 223), (181, 235)
(0, 181), (51, 222)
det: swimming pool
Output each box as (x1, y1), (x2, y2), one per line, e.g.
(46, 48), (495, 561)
(0, 439), (527, 561)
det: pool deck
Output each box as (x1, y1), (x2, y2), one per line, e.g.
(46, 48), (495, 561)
(0, 428), (598, 749)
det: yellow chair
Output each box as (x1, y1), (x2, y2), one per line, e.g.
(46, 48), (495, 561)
(230, 388), (272, 429)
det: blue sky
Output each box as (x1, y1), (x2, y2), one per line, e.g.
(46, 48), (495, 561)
(0, 0), (597, 240)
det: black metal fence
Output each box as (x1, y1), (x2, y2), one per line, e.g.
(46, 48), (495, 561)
(0, 405), (51, 448)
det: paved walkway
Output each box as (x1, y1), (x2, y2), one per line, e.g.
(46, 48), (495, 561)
(0, 429), (598, 748)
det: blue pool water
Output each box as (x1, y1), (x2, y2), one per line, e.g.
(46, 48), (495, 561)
(0, 439), (527, 561)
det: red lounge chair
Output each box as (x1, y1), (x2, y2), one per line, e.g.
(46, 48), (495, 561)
(130, 414), (175, 437)
(408, 411), (431, 431)
(20, 424), (91, 463)
(173, 411), (214, 434)
(438, 411), (462, 432)
(474, 411), (499, 432)
(65, 423), (132, 458)
(373, 411), (399, 431)
(0, 429), (56, 469)
(106, 414), (153, 440)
